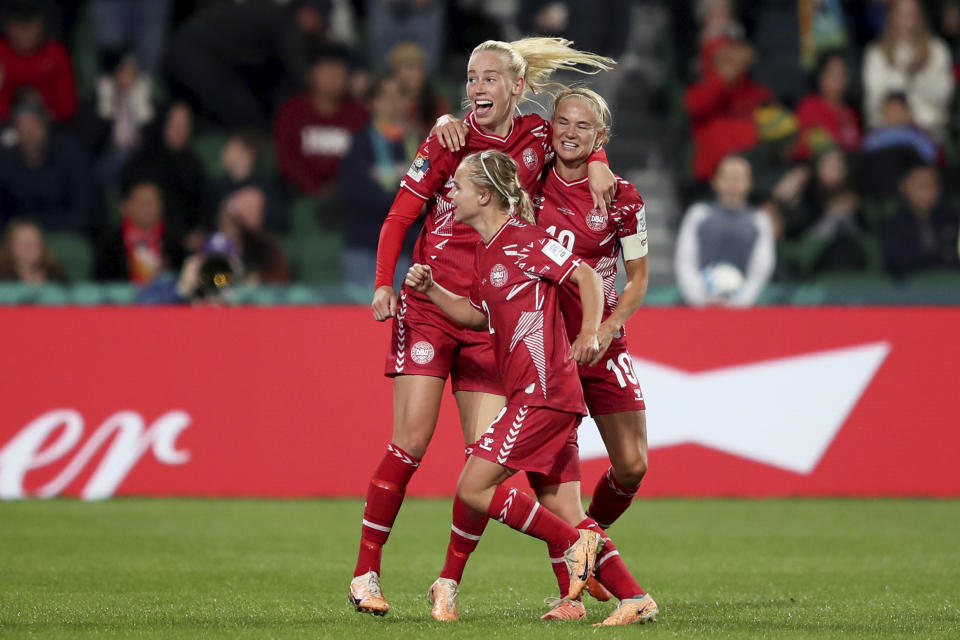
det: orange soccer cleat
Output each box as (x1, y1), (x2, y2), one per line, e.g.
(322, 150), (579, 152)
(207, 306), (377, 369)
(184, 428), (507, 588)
(563, 530), (602, 600)
(584, 574), (613, 601)
(349, 571), (390, 616)
(427, 577), (459, 622)
(592, 594), (659, 627)
(540, 597), (586, 620)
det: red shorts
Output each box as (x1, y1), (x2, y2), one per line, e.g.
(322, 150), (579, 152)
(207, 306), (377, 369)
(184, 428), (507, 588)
(384, 287), (502, 394)
(471, 403), (582, 474)
(579, 340), (646, 416)
(527, 429), (581, 489)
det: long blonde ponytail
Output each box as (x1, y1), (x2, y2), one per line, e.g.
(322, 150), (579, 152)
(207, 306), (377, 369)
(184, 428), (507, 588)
(471, 37), (616, 102)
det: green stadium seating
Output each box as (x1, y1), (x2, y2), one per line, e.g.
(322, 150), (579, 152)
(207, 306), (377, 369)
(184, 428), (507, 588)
(45, 232), (94, 281)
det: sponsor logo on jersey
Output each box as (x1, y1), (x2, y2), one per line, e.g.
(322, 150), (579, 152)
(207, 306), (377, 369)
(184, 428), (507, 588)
(522, 147), (538, 171)
(406, 153), (429, 182)
(542, 239), (572, 266)
(490, 264), (508, 287)
(557, 207), (577, 217)
(410, 341), (435, 365)
(586, 207), (608, 231)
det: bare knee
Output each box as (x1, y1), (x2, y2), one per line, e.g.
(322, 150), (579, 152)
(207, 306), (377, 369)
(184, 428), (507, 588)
(612, 454), (647, 489)
(391, 431), (431, 460)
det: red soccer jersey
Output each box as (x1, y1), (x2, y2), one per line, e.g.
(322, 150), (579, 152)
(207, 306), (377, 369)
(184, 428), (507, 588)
(468, 218), (586, 414)
(536, 167), (648, 342)
(399, 111), (554, 295)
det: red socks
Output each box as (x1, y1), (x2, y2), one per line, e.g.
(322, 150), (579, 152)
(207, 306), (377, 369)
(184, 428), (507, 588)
(578, 516), (645, 600)
(586, 466), (639, 529)
(439, 495), (489, 582)
(487, 486), (580, 549)
(548, 543), (571, 597)
(353, 443), (421, 577)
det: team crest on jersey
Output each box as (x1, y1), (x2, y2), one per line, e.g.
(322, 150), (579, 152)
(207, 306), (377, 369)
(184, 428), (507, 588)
(522, 147), (538, 171)
(490, 263), (509, 287)
(406, 153), (429, 182)
(586, 207), (608, 231)
(410, 341), (435, 364)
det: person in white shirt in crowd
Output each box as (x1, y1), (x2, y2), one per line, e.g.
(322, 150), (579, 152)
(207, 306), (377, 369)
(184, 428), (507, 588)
(675, 154), (775, 307)
(862, 0), (955, 142)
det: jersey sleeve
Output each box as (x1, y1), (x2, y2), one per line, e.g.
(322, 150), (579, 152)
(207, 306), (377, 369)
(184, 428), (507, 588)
(468, 249), (483, 310)
(612, 180), (649, 261)
(399, 134), (458, 201)
(517, 226), (581, 285)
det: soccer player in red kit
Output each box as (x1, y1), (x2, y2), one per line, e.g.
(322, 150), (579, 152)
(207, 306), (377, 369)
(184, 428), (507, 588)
(350, 38), (616, 615)
(407, 151), (657, 627)
(532, 87), (654, 621)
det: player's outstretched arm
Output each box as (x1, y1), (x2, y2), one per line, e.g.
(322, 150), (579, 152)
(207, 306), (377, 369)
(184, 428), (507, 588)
(567, 262), (604, 366)
(598, 255), (648, 353)
(405, 264), (487, 330)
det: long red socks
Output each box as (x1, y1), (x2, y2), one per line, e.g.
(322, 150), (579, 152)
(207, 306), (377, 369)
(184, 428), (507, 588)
(353, 443), (421, 577)
(586, 466), (639, 529)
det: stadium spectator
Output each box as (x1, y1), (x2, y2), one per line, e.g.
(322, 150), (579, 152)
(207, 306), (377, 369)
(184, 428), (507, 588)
(274, 44), (368, 196)
(208, 131), (282, 232)
(0, 101), (93, 234)
(684, 34), (774, 183)
(0, 218), (67, 283)
(0, 0), (77, 123)
(675, 154), (776, 306)
(95, 179), (183, 284)
(121, 101), (207, 249)
(366, 0), (444, 73)
(860, 92), (938, 198)
(338, 74), (417, 288)
(73, 49), (155, 188)
(773, 147), (867, 275)
(211, 186), (290, 284)
(863, 0), (955, 141)
(165, 0), (334, 128)
(387, 42), (450, 138)
(88, 0), (171, 78)
(882, 164), (960, 274)
(794, 50), (862, 161)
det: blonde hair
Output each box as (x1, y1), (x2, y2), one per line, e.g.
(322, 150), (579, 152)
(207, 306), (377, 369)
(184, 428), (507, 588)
(462, 151), (535, 224)
(470, 37), (615, 103)
(553, 86), (612, 148)
(880, 0), (932, 69)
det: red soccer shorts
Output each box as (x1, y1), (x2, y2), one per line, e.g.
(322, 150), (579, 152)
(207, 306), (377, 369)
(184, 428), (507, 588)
(527, 429), (581, 489)
(579, 339), (646, 416)
(470, 403), (582, 474)
(384, 286), (502, 394)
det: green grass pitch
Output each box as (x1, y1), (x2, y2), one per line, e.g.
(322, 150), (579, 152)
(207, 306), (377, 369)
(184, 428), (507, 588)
(1, 498), (958, 638)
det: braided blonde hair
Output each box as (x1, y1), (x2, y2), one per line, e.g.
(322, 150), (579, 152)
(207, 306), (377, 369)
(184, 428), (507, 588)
(553, 86), (613, 148)
(462, 151), (535, 224)
(470, 37), (616, 103)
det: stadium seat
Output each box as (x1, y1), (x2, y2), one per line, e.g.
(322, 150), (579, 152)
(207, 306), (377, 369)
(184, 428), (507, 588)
(45, 232), (94, 281)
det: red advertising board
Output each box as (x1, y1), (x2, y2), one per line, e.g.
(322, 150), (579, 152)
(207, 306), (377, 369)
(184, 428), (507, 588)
(0, 307), (957, 499)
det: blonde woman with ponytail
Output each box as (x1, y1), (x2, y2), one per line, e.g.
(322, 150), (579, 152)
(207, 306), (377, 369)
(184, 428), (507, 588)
(352, 37), (616, 617)
(405, 150), (632, 622)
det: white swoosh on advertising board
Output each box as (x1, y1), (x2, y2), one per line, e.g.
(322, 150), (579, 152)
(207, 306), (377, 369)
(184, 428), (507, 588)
(578, 342), (891, 474)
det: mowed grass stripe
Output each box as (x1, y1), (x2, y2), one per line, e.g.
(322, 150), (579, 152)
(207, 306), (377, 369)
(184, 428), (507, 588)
(1, 498), (958, 638)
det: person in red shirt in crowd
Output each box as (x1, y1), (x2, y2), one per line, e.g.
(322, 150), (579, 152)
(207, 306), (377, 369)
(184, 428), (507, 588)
(793, 50), (861, 160)
(349, 37), (617, 618)
(0, 0), (77, 122)
(274, 44), (368, 196)
(405, 150), (658, 627)
(684, 34), (773, 182)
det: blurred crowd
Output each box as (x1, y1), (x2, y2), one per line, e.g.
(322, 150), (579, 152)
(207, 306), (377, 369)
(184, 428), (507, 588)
(0, 0), (957, 306)
(671, 0), (960, 305)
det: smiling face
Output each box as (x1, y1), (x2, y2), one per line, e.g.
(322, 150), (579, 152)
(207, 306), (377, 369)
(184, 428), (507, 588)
(466, 50), (523, 133)
(552, 97), (605, 166)
(448, 163), (486, 225)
